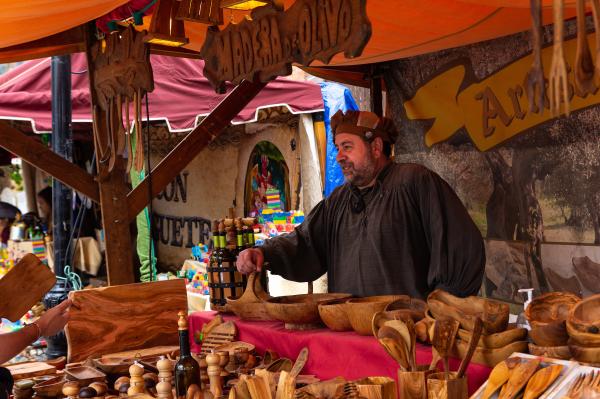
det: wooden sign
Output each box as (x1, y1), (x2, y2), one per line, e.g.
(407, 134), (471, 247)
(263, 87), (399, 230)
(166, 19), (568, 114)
(200, 0), (371, 92)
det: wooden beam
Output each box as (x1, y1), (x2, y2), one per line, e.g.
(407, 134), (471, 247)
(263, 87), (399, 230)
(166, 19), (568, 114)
(126, 80), (266, 221)
(0, 26), (85, 64)
(0, 121), (100, 203)
(86, 30), (135, 286)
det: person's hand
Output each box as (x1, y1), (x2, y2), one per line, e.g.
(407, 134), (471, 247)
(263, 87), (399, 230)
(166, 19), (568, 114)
(236, 248), (264, 274)
(37, 299), (72, 337)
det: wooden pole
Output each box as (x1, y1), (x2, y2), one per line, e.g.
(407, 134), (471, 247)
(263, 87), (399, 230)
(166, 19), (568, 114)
(126, 80), (267, 222)
(85, 32), (135, 285)
(0, 121), (99, 203)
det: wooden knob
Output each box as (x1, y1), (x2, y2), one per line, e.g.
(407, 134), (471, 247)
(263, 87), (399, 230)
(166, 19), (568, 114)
(62, 382), (80, 398)
(157, 357), (173, 373)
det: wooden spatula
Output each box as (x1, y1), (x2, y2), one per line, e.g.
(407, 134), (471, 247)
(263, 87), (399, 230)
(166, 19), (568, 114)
(498, 358), (541, 399)
(431, 317), (460, 375)
(523, 365), (563, 399)
(481, 361), (511, 399)
(0, 254), (56, 322)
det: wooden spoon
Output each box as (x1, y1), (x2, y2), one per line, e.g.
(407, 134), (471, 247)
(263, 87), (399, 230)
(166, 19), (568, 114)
(526, 0), (546, 114)
(591, 0), (600, 85)
(574, 0), (597, 97)
(290, 348), (309, 379)
(431, 317), (460, 374)
(481, 361), (511, 399)
(377, 326), (410, 371)
(456, 317), (483, 378)
(523, 365), (563, 399)
(498, 358), (541, 399)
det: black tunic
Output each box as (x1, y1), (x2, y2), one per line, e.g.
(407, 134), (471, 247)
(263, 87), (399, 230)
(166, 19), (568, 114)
(261, 163), (485, 299)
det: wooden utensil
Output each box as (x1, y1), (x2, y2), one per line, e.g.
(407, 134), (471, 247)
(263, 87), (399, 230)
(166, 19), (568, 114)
(377, 326), (410, 371)
(498, 358), (541, 399)
(226, 272), (272, 321)
(522, 365), (563, 399)
(574, 0), (597, 97)
(0, 254), (56, 322)
(290, 348), (309, 378)
(549, 0), (570, 116)
(526, 0), (546, 114)
(431, 317), (460, 375)
(456, 317), (482, 379)
(383, 319), (412, 361)
(481, 361), (511, 399)
(591, 0), (600, 85)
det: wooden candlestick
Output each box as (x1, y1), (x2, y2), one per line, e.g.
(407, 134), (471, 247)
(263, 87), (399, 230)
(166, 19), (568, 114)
(128, 362), (146, 396)
(157, 357), (174, 399)
(206, 351), (223, 398)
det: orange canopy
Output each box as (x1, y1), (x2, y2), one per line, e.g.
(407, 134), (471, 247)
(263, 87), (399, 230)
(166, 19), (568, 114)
(0, 0), (579, 65)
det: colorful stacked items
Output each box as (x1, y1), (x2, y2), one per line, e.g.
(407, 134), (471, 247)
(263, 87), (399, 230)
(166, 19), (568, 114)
(257, 209), (305, 237)
(31, 240), (46, 261)
(265, 188), (281, 210)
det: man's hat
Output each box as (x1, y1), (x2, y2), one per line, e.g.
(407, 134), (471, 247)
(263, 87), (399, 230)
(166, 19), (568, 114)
(331, 110), (398, 144)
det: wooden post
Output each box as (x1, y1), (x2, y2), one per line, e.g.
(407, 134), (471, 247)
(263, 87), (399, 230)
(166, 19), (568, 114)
(85, 33), (135, 285)
(126, 80), (266, 222)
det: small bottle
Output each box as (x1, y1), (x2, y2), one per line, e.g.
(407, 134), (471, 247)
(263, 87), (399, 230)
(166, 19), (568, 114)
(174, 311), (201, 397)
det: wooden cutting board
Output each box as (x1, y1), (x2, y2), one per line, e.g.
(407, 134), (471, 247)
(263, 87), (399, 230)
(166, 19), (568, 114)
(0, 253), (56, 321)
(65, 279), (187, 362)
(100, 345), (180, 361)
(5, 361), (56, 380)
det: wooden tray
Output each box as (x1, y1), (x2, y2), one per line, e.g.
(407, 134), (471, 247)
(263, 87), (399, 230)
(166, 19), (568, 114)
(64, 366), (106, 385)
(5, 361), (56, 380)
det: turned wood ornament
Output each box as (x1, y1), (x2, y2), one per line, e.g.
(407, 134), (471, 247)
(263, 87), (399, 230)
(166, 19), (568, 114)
(198, 355), (209, 388)
(206, 351), (223, 398)
(62, 381), (80, 399)
(114, 377), (130, 392)
(157, 356), (174, 399)
(89, 382), (108, 397)
(128, 362), (146, 396)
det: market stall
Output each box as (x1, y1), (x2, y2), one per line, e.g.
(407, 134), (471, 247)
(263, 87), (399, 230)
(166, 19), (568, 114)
(1, 0), (600, 399)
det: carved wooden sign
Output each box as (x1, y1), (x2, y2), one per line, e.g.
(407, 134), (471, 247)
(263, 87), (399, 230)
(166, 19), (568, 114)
(200, 0), (371, 92)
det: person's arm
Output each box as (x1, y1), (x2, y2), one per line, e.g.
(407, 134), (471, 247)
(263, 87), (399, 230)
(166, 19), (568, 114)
(416, 169), (486, 297)
(237, 200), (329, 282)
(0, 299), (71, 364)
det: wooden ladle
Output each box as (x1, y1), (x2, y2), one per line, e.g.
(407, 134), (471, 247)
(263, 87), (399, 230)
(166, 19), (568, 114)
(431, 317), (460, 375)
(377, 326), (410, 371)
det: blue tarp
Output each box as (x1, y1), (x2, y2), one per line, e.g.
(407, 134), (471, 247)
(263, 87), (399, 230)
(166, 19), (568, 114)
(319, 82), (359, 197)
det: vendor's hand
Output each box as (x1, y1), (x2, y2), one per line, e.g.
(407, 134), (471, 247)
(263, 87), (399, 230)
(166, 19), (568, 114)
(236, 248), (264, 274)
(37, 299), (72, 337)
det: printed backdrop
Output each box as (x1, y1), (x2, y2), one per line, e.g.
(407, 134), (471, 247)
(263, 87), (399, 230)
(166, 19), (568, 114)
(385, 18), (600, 303)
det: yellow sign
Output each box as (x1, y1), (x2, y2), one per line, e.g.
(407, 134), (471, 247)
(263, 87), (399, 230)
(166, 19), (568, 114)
(404, 34), (600, 151)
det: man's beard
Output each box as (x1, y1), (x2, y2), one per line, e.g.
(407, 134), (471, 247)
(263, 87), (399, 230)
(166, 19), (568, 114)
(339, 154), (376, 187)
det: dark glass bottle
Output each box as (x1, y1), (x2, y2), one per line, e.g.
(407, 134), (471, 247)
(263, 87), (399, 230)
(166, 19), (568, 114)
(174, 311), (201, 396)
(208, 221), (222, 309)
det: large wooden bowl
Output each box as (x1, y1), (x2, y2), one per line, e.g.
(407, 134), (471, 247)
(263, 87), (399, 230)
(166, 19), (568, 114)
(427, 289), (509, 334)
(566, 320), (600, 347)
(452, 338), (528, 367)
(318, 297), (354, 332)
(528, 343), (571, 360)
(567, 293), (600, 335)
(264, 293), (351, 329)
(384, 297), (427, 322)
(525, 292), (580, 347)
(457, 326), (527, 349)
(32, 376), (66, 397)
(344, 295), (407, 336)
(569, 343), (600, 364)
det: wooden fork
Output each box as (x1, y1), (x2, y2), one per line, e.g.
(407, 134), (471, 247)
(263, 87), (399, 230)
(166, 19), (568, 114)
(549, 0), (570, 116)
(574, 0), (597, 97)
(526, 0), (546, 114)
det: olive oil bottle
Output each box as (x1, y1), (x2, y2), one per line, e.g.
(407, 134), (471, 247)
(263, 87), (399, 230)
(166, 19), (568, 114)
(174, 311), (201, 396)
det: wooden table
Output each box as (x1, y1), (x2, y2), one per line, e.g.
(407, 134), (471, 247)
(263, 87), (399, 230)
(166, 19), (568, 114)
(189, 311), (492, 394)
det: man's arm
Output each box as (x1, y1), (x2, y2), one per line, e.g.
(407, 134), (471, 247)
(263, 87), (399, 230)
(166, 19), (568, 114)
(416, 169), (486, 297)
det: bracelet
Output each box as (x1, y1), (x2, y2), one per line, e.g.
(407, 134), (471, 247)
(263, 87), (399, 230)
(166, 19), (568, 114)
(29, 321), (42, 341)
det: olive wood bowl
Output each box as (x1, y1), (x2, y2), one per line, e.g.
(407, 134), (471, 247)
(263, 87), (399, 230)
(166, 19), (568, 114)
(32, 375), (66, 397)
(569, 343), (600, 364)
(344, 295), (407, 336)
(566, 322), (600, 347)
(427, 289), (509, 334)
(452, 338), (528, 367)
(318, 297), (354, 332)
(567, 293), (600, 335)
(226, 272), (273, 321)
(264, 293), (351, 329)
(457, 326), (527, 349)
(528, 343), (571, 360)
(384, 297), (427, 322)
(92, 358), (131, 375)
(525, 292), (580, 347)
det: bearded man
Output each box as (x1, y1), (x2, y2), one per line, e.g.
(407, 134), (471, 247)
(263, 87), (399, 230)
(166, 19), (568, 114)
(236, 110), (485, 298)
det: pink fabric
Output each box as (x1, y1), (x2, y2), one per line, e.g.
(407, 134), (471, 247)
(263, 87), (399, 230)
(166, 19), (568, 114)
(0, 54), (324, 133)
(189, 311), (492, 395)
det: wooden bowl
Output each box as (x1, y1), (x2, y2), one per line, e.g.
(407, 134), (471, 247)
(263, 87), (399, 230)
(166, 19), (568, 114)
(427, 289), (509, 334)
(384, 297), (427, 322)
(64, 366), (106, 385)
(214, 341), (255, 355)
(32, 375), (66, 397)
(226, 272), (273, 321)
(457, 326), (527, 349)
(344, 295), (407, 336)
(452, 338), (528, 367)
(567, 293), (600, 334)
(569, 343), (600, 364)
(318, 297), (353, 332)
(566, 321), (600, 347)
(264, 293), (351, 329)
(525, 292), (580, 347)
(92, 357), (131, 374)
(528, 343), (571, 360)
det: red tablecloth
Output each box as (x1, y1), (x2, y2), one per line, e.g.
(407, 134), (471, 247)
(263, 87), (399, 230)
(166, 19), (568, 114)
(189, 311), (492, 395)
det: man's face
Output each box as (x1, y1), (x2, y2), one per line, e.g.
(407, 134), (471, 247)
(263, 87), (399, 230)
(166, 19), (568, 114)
(335, 133), (377, 187)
